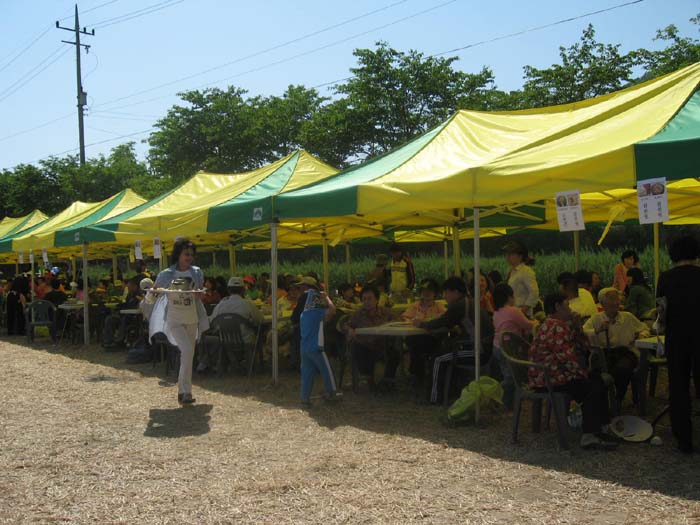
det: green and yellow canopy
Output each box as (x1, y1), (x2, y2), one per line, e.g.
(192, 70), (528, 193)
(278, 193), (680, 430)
(0, 210), (48, 240)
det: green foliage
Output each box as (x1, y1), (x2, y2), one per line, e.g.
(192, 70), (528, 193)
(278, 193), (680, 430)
(520, 24), (637, 107)
(632, 13), (700, 79)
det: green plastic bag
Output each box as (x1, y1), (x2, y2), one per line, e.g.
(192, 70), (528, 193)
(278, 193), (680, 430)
(447, 376), (503, 422)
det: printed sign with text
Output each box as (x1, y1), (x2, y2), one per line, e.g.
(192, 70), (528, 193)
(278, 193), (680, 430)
(555, 190), (585, 232)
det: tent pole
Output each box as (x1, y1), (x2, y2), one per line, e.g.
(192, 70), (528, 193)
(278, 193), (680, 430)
(345, 243), (351, 284)
(212, 251), (217, 268)
(653, 223), (660, 288)
(443, 239), (449, 280)
(30, 251), (35, 301)
(70, 256), (76, 282)
(322, 235), (330, 292)
(473, 208), (481, 423)
(228, 245), (236, 275)
(452, 226), (461, 276)
(271, 222), (279, 386)
(15, 259), (19, 277)
(112, 254), (118, 284)
(82, 242), (90, 345)
(573, 231), (581, 272)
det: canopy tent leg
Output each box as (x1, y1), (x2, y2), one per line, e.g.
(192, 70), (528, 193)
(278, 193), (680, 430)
(322, 236), (330, 293)
(345, 243), (351, 284)
(82, 242), (90, 345)
(443, 238), (449, 280)
(271, 222), (279, 386)
(15, 259), (19, 277)
(573, 231), (581, 272)
(473, 207), (481, 423)
(70, 256), (76, 282)
(212, 251), (217, 267)
(452, 226), (461, 276)
(228, 245), (236, 275)
(30, 251), (35, 301)
(112, 254), (118, 285)
(653, 223), (660, 288)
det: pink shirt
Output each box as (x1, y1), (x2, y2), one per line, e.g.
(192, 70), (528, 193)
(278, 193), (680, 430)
(493, 305), (533, 349)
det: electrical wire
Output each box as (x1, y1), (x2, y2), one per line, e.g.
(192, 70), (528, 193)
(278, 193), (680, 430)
(91, 0), (411, 110)
(89, 0), (184, 29)
(0, 47), (71, 103)
(56, 0), (123, 22)
(0, 26), (53, 75)
(0, 113), (75, 144)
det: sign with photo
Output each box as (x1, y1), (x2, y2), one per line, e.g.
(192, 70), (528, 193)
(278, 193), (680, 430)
(555, 190), (585, 232)
(637, 177), (669, 224)
(134, 240), (142, 260)
(153, 238), (161, 259)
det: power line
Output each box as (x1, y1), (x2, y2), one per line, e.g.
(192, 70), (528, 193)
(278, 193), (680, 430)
(0, 47), (71, 103)
(91, 0), (410, 110)
(89, 0), (184, 29)
(0, 113), (74, 144)
(57, 0), (123, 22)
(432, 0), (646, 58)
(0, 26), (53, 75)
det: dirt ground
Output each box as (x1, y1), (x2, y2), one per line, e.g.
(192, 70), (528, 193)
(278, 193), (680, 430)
(1, 336), (699, 524)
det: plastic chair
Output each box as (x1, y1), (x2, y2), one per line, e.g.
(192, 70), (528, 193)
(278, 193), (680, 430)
(208, 313), (257, 376)
(25, 300), (57, 343)
(442, 335), (492, 406)
(500, 331), (570, 450)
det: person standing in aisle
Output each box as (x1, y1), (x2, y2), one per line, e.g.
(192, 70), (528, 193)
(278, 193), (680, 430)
(656, 235), (700, 454)
(504, 240), (540, 318)
(149, 239), (209, 405)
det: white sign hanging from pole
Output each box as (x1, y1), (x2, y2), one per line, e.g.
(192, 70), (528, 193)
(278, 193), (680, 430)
(134, 240), (143, 260)
(153, 238), (161, 259)
(18, 252), (24, 264)
(637, 177), (669, 224)
(554, 190), (585, 232)
(29, 250), (34, 264)
(42, 248), (49, 263)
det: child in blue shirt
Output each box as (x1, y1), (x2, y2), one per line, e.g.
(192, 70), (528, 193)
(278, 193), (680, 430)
(300, 288), (339, 406)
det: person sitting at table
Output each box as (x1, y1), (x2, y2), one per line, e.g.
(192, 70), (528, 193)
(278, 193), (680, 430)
(624, 267), (655, 320)
(335, 283), (360, 310)
(657, 234), (700, 454)
(530, 293), (617, 450)
(34, 277), (48, 300)
(492, 282), (537, 410)
(201, 277), (222, 306)
(44, 279), (67, 307)
(583, 287), (649, 410)
(420, 277), (493, 404)
(215, 276), (229, 299)
(102, 278), (144, 348)
(267, 276), (289, 305)
(558, 273), (597, 318)
(342, 284), (397, 391)
(402, 278), (446, 388)
(613, 250), (640, 293)
(198, 276), (263, 374)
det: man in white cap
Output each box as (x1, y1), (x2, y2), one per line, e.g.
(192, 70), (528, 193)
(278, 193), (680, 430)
(198, 276), (263, 373)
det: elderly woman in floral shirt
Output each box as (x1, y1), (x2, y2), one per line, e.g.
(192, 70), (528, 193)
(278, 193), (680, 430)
(529, 293), (617, 450)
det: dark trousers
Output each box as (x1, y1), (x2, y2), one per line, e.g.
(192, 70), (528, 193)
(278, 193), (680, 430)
(353, 341), (400, 380)
(667, 335), (699, 450)
(545, 374), (610, 434)
(606, 347), (639, 402)
(406, 335), (440, 382)
(6, 294), (25, 335)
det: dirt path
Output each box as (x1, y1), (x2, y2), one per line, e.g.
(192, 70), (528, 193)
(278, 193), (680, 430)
(1, 337), (698, 524)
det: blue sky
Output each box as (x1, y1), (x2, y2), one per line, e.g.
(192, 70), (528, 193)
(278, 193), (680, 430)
(0, 0), (697, 170)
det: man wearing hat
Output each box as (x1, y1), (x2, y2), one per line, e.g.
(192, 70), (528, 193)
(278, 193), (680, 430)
(199, 276), (264, 373)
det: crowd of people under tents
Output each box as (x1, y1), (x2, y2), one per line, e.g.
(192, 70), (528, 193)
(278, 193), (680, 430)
(1, 237), (698, 453)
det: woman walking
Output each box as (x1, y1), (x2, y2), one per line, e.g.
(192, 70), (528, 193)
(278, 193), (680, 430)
(149, 239), (209, 404)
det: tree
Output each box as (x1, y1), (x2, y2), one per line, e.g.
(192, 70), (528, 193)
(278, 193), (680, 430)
(0, 163), (62, 216)
(304, 42), (495, 164)
(632, 14), (700, 79)
(147, 85), (326, 183)
(520, 24), (636, 107)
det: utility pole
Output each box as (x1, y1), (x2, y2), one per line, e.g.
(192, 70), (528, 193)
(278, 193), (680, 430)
(56, 5), (94, 166)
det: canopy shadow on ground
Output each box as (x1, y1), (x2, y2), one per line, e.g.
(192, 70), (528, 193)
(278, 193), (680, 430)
(10, 336), (699, 503)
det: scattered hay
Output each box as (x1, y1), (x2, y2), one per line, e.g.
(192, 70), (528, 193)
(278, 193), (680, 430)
(0, 336), (698, 524)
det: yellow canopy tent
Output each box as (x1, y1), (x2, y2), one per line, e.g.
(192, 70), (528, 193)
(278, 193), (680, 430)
(0, 210), (48, 240)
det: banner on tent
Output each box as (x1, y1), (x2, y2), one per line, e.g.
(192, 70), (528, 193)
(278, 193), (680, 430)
(637, 177), (669, 224)
(153, 238), (161, 259)
(555, 190), (585, 232)
(134, 240), (142, 260)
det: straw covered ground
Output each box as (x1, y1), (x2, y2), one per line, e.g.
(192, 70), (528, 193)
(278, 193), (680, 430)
(1, 336), (699, 524)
